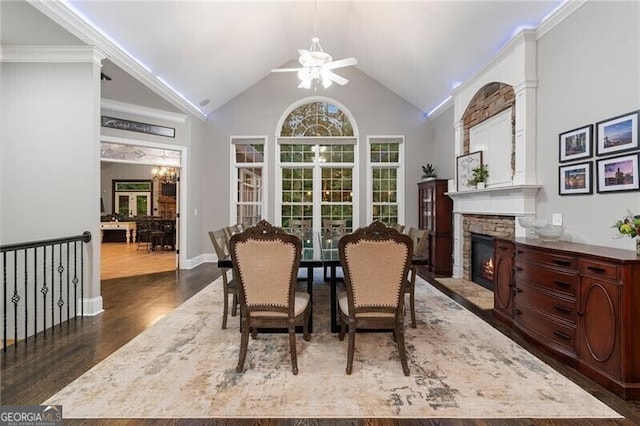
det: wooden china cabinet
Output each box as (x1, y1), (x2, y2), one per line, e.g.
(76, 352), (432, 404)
(417, 179), (453, 276)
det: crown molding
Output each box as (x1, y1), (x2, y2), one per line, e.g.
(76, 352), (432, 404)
(101, 99), (188, 124)
(427, 96), (454, 120)
(537, 0), (588, 39)
(0, 45), (105, 64)
(27, 0), (207, 121)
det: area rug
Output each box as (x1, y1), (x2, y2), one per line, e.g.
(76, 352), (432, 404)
(44, 277), (621, 419)
(435, 277), (494, 310)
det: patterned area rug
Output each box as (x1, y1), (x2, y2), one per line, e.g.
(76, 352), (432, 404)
(45, 277), (621, 419)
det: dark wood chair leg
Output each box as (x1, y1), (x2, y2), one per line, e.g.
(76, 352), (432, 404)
(288, 323), (298, 375)
(236, 318), (250, 373)
(222, 286), (229, 329)
(303, 309), (311, 342)
(232, 294), (238, 316)
(346, 323), (356, 375)
(409, 283), (417, 328)
(396, 325), (410, 376)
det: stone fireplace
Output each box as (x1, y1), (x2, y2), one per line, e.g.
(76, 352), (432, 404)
(470, 232), (495, 290)
(461, 215), (518, 293)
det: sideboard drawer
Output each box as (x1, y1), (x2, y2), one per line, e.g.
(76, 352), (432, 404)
(516, 246), (577, 269)
(514, 262), (578, 297)
(579, 258), (620, 281)
(515, 281), (576, 323)
(515, 304), (576, 352)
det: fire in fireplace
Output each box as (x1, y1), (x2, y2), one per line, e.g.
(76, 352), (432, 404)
(470, 232), (495, 290)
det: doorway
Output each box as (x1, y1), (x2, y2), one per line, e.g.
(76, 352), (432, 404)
(100, 139), (185, 280)
(115, 191), (152, 217)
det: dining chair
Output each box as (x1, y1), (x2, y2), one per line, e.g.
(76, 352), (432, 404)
(288, 218), (312, 235)
(337, 220), (413, 376)
(135, 217), (151, 251)
(149, 218), (166, 252)
(208, 229), (239, 329)
(393, 223), (406, 233)
(405, 227), (429, 328)
(323, 218), (347, 281)
(229, 220), (311, 375)
(224, 224), (242, 247)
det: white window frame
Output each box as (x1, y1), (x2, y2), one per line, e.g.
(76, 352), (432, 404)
(366, 136), (405, 226)
(230, 136), (268, 225)
(274, 97), (360, 232)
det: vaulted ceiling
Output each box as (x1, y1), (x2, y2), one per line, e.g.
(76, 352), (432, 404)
(4, 1), (564, 119)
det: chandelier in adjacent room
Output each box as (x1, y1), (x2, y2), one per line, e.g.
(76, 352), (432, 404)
(151, 166), (177, 184)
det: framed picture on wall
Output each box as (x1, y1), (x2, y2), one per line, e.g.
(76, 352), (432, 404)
(596, 153), (639, 193)
(456, 151), (482, 191)
(595, 110), (639, 156)
(559, 125), (592, 162)
(558, 161), (592, 195)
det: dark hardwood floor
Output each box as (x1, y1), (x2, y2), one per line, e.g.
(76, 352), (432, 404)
(2, 263), (639, 425)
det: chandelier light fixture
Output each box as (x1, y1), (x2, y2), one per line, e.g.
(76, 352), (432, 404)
(151, 166), (178, 184)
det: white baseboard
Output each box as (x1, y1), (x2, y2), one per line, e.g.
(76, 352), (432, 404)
(183, 253), (217, 269)
(81, 296), (104, 316)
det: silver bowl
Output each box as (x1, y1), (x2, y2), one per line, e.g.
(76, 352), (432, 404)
(536, 224), (565, 241)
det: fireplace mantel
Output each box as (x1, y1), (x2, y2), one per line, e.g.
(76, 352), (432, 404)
(447, 184), (542, 278)
(446, 184), (541, 216)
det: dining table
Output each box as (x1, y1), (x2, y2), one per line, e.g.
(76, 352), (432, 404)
(217, 229), (428, 334)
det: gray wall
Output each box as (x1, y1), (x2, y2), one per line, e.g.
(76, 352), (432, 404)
(426, 105), (456, 182)
(1, 60), (102, 297)
(536, 0), (640, 250)
(200, 66), (431, 251)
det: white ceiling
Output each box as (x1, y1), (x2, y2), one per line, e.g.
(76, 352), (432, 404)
(6, 0), (564, 118)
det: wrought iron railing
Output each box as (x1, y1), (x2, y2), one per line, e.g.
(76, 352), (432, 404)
(1, 231), (92, 351)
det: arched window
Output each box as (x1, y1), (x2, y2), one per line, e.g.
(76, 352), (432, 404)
(277, 100), (358, 232)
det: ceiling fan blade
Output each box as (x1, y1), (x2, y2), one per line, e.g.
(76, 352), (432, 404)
(324, 57), (357, 70)
(271, 67), (304, 73)
(323, 70), (349, 86)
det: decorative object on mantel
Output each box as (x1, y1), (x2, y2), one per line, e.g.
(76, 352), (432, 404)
(468, 163), (489, 189)
(421, 163), (437, 179)
(456, 151), (482, 191)
(613, 211), (640, 255)
(151, 166), (178, 184)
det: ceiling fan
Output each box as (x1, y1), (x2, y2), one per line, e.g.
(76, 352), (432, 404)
(271, 37), (357, 89)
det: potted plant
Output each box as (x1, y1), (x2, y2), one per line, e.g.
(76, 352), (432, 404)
(421, 164), (437, 179)
(468, 163), (489, 189)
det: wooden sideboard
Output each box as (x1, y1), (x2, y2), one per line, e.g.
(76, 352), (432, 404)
(493, 237), (640, 399)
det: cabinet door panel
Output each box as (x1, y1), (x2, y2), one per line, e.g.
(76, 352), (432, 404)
(579, 277), (621, 377)
(494, 253), (513, 312)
